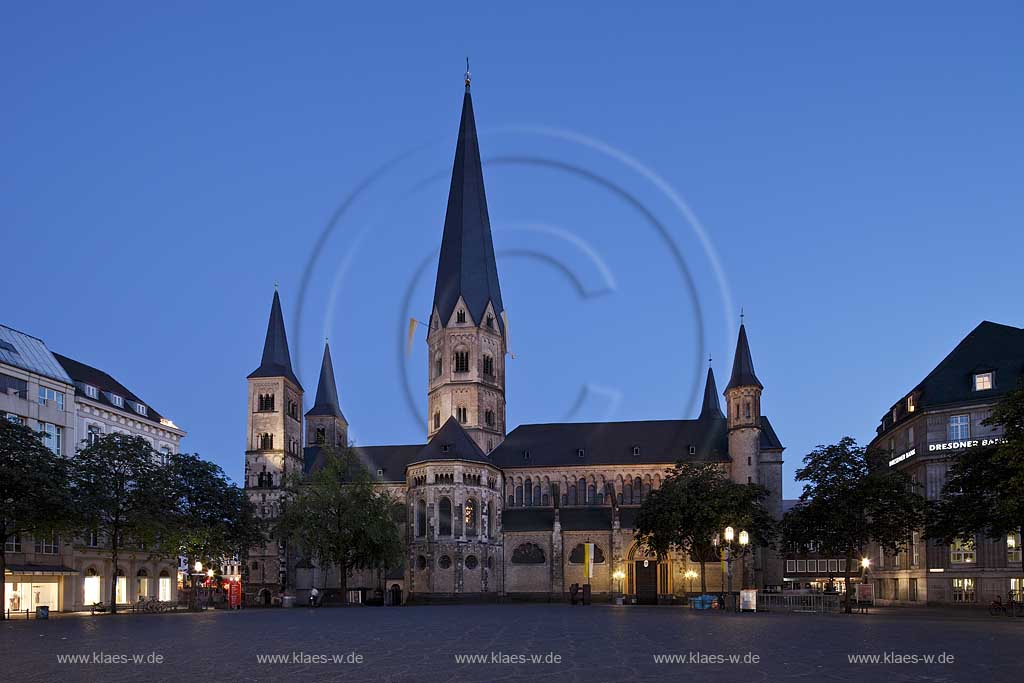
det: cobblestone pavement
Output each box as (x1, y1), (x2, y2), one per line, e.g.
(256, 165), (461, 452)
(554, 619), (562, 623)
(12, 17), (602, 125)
(2, 604), (1020, 682)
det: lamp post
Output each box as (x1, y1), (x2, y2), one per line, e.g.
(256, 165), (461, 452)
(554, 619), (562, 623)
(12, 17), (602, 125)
(723, 526), (750, 612)
(684, 569), (698, 596)
(612, 569), (626, 605)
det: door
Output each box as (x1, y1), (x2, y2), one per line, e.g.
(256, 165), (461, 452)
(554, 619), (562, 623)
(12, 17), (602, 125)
(635, 560), (658, 604)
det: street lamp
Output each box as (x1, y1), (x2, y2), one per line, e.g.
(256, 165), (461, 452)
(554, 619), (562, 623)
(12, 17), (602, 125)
(723, 526), (750, 612)
(684, 569), (698, 595)
(612, 569), (626, 605)
(194, 560), (203, 573)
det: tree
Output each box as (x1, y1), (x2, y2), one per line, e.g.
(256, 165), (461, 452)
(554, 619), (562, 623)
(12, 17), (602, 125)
(275, 446), (404, 602)
(634, 463), (775, 596)
(0, 419), (77, 620)
(782, 437), (926, 613)
(72, 433), (171, 614)
(158, 452), (264, 610)
(926, 383), (1024, 576)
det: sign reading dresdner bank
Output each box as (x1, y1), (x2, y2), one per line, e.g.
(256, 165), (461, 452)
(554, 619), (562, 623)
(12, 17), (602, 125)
(928, 437), (1007, 452)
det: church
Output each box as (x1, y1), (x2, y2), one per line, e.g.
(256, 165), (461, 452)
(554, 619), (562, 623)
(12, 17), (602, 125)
(242, 73), (785, 606)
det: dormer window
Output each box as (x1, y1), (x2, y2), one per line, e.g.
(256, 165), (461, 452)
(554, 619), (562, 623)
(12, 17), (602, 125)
(577, 448), (585, 458)
(632, 445), (640, 457)
(907, 395), (915, 413)
(974, 372), (994, 391)
(688, 445), (696, 455)
(376, 469), (384, 477)
(441, 444), (451, 453)
(522, 450), (530, 461)
(109, 393), (124, 408)
(84, 385), (99, 399)
(456, 310), (466, 324)
(132, 402), (148, 416)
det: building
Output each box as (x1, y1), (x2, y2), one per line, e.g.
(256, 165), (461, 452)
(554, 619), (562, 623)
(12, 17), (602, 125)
(868, 321), (1024, 605)
(2, 324), (79, 614)
(780, 499), (858, 594)
(2, 323), (184, 612)
(243, 73), (786, 605)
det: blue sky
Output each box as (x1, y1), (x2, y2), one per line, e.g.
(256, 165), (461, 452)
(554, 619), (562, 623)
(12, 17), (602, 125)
(3, 3), (1022, 498)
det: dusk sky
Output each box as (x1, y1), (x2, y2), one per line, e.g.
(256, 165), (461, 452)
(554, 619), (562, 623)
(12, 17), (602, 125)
(4, 3), (1021, 498)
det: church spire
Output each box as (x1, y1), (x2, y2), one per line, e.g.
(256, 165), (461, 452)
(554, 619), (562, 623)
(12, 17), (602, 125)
(726, 323), (763, 391)
(699, 365), (725, 419)
(306, 342), (345, 420)
(248, 289), (301, 389)
(431, 70), (504, 332)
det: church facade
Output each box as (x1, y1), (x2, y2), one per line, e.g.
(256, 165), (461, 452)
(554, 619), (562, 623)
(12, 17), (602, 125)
(243, 75), (785, 605)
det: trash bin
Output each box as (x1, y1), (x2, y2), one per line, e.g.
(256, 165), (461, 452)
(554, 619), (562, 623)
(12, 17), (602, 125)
(36, 606), (49, 620)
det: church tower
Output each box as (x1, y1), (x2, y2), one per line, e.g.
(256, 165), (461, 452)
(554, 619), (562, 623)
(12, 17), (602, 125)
(724, 323), (763, 486)
(427, 68), (507, 454)
(244, 289), (304, 602)
(305, 342), (348, 449)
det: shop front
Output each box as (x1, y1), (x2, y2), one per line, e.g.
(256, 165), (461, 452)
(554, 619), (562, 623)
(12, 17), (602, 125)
(4, 565), (78, 614)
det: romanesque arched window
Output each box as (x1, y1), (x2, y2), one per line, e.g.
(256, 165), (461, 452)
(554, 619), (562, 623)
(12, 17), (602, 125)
(465, 498), (477, 536)
(568, 544), (606, 564)
(624, 481), (633, 504)
(434, 355), (442, 378)
(511, 543), (546, 564)
(434, 412), (441, 430)
(416, 499), (426, 538)
(485, 409), (494, 427)
(483, 354), (494, 378)
(568, 485), (576, 504)
(258, 433), (273, 450)
(515, 484), (523, 507)
(257, 394), (275, 411)
(634, 477), (643, 502)
(577, 478), (586, 505)
(456, 406), (467, 423)
(456, 310), (466, 324)
(453, 349), (469, 373)
(438, 497), (452, 536)
(524, 478), (533, 507)
(588, 484), (596, 504)
(315, 427), (325, 444)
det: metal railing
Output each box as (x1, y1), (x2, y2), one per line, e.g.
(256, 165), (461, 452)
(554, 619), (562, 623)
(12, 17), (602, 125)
(756, 592), (841, 613)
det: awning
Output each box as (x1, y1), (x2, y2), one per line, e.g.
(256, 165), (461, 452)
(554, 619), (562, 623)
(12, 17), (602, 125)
(5, 564), (79, 576)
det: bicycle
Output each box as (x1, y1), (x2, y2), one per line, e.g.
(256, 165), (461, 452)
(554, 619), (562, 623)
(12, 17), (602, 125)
(990, 596), (1007, 616)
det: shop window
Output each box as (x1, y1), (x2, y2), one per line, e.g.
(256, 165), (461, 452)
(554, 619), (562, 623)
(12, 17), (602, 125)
(159, 570), (172, 601)
(137, 569), (149, 598)
(83, 569), (101, 605)
(115, 569), (127, 604)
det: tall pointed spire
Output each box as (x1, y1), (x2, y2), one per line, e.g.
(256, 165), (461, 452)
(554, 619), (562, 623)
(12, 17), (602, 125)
(700, 366), (725, 419)
(726, 323), (762, 391)
(431, 70), (504, 331)
(306, 342), (345, 420)
(248, 290), (301, 389)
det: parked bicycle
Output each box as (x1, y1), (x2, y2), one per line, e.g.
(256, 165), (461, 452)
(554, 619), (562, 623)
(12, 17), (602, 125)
(989, 594), (1020, 616)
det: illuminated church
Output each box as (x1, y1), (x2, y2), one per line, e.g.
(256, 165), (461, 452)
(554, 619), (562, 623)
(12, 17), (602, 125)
(243, 72), (784, 605)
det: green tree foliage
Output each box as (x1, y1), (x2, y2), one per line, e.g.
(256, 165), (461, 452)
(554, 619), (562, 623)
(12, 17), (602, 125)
(158, 452), (264, 610)
(926, 383), (1024, 576)
(783, 437), (926, 613)
(634, 463), (775, 595)
(275, 446), (404, 601)
(72, 433), (171, 614)
(0, 419), (76, 620)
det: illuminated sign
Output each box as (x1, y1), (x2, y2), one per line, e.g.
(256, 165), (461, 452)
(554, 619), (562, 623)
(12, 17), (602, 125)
(928, 437), (1007, 453)
(888, 449), (916, 467)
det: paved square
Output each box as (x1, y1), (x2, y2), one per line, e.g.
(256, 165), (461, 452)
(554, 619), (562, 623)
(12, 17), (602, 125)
(2, 605), (1019, 682)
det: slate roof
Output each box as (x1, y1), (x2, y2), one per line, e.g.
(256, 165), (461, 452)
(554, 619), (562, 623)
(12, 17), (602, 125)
(248, 290), (301, 389)
(490, 419), (731, 469)
(726, 324), (762, 391)
(410, 417), (490, 465)
(431, 84), (504, 332)
(306, 342), (346, 420)
(0, 324), (72, 385)
(907, 321), (1023, 410)
(699, 366), (725, 419)
(501, 508), (555, 532)
(501, 507), (629, 532)
(303, 444), (424, 482)
(54, 353), (174, 427)
(759, 416), (784, 450)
